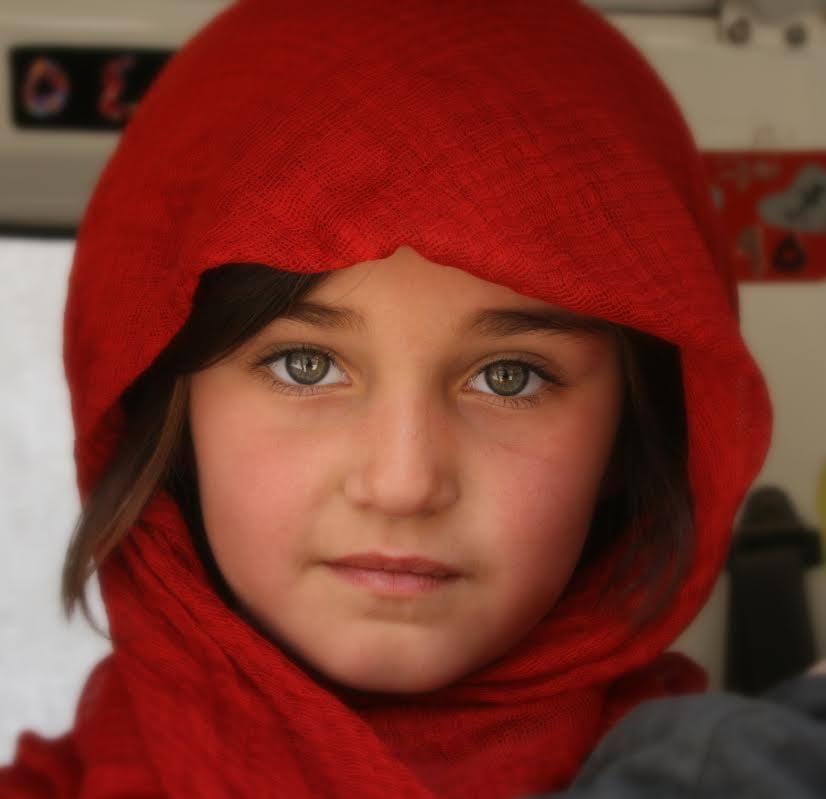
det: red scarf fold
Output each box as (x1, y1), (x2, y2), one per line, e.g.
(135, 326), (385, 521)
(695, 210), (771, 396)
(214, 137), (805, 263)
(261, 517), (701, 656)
(6, 496), (705, 798)
(2, 0), (770, 795)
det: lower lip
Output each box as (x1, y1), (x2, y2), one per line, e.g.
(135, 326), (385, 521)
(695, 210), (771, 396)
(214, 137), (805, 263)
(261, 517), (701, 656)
(326, 564), (458, 596)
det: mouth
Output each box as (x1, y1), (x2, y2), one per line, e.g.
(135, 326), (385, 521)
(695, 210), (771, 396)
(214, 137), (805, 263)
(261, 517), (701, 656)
(329, 551), (460, 577)
(324, 551), (462, 597)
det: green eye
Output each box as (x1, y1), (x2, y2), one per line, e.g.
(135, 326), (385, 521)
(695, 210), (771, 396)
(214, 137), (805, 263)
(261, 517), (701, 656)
(284, 349), (332, 385)
(483, 362), (530, 397)
(257, 344), (561, 409)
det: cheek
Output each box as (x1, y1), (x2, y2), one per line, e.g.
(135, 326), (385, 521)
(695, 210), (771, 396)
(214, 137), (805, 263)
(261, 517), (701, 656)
(188, 377), (323, 588)
(481, 454), (593, 602)
(476, 390), (622, 597)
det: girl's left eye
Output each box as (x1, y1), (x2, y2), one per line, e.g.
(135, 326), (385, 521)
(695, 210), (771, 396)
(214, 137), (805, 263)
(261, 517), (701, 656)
(255, 345), (564, 409)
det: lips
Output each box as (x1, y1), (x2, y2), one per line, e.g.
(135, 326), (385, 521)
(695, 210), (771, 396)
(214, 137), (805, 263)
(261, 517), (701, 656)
(328, 552), (460, 578)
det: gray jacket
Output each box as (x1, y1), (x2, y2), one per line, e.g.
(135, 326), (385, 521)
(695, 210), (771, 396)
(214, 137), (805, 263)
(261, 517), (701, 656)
(531, 674), (826, 798)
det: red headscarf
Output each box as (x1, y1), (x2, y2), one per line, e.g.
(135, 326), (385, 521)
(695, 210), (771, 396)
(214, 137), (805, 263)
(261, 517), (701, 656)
(2, 0), (772, 796)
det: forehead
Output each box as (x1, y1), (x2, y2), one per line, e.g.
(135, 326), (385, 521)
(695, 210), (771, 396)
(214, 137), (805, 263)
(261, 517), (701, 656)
(285, 247), (612, 340)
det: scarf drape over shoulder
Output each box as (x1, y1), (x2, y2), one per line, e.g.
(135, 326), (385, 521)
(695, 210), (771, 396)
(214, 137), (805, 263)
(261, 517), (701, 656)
(2, 1), (771, 796)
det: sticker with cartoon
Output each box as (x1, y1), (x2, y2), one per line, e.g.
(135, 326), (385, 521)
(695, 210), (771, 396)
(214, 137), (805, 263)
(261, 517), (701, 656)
(703, 153), (826, 281)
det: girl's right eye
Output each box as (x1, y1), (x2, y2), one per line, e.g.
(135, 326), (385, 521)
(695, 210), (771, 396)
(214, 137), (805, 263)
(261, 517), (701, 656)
(262, 345), (344, 395)
(256, 345), (563, 409)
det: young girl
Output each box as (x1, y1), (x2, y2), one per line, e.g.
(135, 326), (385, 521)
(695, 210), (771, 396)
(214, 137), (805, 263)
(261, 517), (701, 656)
(0, 0), (781, 796)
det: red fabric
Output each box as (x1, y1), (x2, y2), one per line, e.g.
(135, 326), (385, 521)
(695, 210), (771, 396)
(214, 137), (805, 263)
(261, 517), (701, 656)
(2, 0), (771, 796)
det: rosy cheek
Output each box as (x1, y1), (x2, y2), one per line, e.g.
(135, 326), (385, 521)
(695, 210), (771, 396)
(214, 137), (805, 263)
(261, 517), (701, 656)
(477, 409), (614, 579)
(486, 419), (610, 514)
(489, 462), (591, 551)
(191, 388), (272, 530)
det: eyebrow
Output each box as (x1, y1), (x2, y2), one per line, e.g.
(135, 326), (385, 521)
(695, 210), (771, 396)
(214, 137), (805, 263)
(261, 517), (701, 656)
(278, 301), (610, 338)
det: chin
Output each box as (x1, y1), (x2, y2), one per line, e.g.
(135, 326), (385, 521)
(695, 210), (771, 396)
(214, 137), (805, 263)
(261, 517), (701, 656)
(322, 655), (464, 695)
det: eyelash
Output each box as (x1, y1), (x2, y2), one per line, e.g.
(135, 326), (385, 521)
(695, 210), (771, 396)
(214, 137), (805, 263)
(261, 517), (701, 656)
(254, 344), (564, 409)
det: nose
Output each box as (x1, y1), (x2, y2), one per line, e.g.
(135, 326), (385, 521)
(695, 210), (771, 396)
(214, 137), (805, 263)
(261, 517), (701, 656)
(343, 387), (459, 518)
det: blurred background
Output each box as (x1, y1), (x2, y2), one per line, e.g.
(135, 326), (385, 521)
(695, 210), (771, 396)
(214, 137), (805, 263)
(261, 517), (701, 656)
(1, 0), (825, 764)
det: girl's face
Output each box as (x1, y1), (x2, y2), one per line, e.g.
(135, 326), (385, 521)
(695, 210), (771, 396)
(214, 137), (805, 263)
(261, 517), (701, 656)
(189, 246), (623, 693)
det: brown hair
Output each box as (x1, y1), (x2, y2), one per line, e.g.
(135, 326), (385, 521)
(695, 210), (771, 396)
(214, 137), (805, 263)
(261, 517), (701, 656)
(62, 263), (692, 627)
